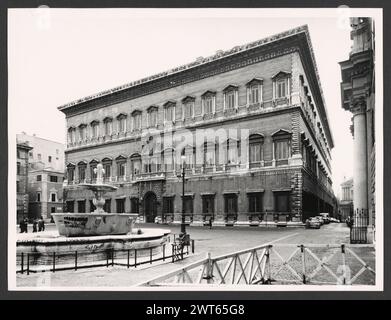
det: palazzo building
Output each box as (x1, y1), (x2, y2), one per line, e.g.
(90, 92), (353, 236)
(59, 25), (336, 226)
(16, 141), (33, 222)
(339, 18), (375, 242)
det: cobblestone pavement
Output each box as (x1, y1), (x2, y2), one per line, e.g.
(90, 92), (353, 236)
(16, 223), (375, 288)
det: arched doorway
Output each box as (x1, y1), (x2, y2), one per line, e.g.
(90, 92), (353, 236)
(144, 192), (157, 223)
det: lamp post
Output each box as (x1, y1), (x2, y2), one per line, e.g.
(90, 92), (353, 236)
(180, 154), (186, 236)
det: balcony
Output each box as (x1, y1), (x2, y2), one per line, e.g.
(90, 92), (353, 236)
(134, 171), (166, 182)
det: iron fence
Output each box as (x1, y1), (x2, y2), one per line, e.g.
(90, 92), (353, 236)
(17, 234), (195, 275)
(350, 209), (369, 244)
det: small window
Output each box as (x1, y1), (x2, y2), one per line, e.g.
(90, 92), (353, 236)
(132, 112), (142, 131)
(37, 192), (41, 202)
(274, 191), (290, 212)
(131, 198), (139, 214)
(276, 80), (286, 98)
(17, 162), (21, 175)
(77, 200), (86, 213)
(183, 196), (194, 214)
(48, 156), (52, 163)
(51, 193), (57, 202)
(104, 119), (113, 136)
(49, 175), (58, 182)
(225, 91), (236, 109)
(248, 192), (263, 213)
(16, 181), (20, 193)
(202, 195), (215, 214)
(163, 197), (174, 214)
(148, 107), (158, 127)
(224, 194), (238, 214)
(116, 199), (125, 213)
(117, 162), (126, 177)
(37, 175), (42, 181)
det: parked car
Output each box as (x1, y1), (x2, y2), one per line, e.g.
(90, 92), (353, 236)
(329, 217), (340, 223)
(319, 213), (330, 224)
(315, 216), (324, 225)
(154, 216), (162, 224)
(305, 217), (321, 229)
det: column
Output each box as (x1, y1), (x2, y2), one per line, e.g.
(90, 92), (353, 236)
(352, 102), (368, 227)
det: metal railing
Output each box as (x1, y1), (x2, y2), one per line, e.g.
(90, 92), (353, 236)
(17, 235), (195, 275)
(140, 243), (375, 286)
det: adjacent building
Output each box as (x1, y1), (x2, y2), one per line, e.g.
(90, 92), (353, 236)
(339, 17), (375, 242)
(59, 25), (336, 226)
(17, 133), (66, 221)
(339, 177), (353, 221)
(16, 142), (33, 222)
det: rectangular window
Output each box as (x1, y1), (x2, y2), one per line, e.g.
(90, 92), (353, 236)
(183, 196), (193, 214)
(184, 102), (194, 119)
(78, 166), (86, 181)
(116, 199), (125, 213)
(90, 165), (97, 180)
(117, 162), (126, 177)
(17, 162), (21, 175)
(132, 160), (141, 176)
(204, 145), (215, 166)
(133, 114), (141, 130)
(202, 195), (215, 214)
(248, 193), (263, 213)
(37, 192), (41, 202)
(67, 168), (74, 181)
(131, 198), (139, 214)
(275, 140), (290, 160)
(66, 201), (74, 212)
(49, 175), (58, 182)
(37, 175), (42, 181)
(276, 80), (286, 98)
(250, 85), (260, 104)
(16, 181), (20, 193)
(48, 156), (52, 162)
(163, 197), (174, 214)
(103, 164), (111, 178)
(77, 200), (86, 213)
(274, 192), (290, 212)
(104, 199), (111, 213)
(225, 91), (236, 109)
(227, 142), (237, 164)
(105, 121), (113, 136)
(250, 143), (261, 163)
(165, 106), (174, 122)
(92, 124), (98, 138)
(119, 118), (126, 133)
(51, 193), (56, 202)
(203, 96), (214, 114)
(224, 194), (238, 214)
(89, 200), (96, 212)
(149, 110), (157, 127)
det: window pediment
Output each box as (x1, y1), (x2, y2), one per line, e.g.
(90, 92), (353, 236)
(103, 117), (113, 123)
(272, 71), (291, 80)
(77, 160), (87, 166)
(78, 123), (87, 128)
(223, 84), (238, 92)
(272, 129), (292, 139)
(130, 153), (141, 159)
(66, 162), (76, 168)
(163, 101), (176, 108)
(115, 155), (127, 161)
(147, 105), (158, 112)
(201, 90), (216, 97)
(131, 110), (142, 116)
(89, 159), (99, 164)
(181, 96), (196, 104)
(102, 157), (113, 163)
(246, 78), (263, 86)
(117, 113), (127, 120)
(68, 126), (76, 132)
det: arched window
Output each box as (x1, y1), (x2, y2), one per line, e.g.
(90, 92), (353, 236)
(182, 146), (195, 169)
(272, 71), (291, 101)
(246, 78), (263, 105)
(201, 91), (216, 115)
(226, 138), (239, 165)
(203, 142), (215, 167)
(66, 163), (75, 183)
(89, 159), (99, 181)
(130, 153), (141, 178)
(223, 85), (238, 110)
(163, 101), (176, 124)
(77, 161), (87, 182)
(78, 124), (87, 141)
(161, 148), (175, 172)
(272, 130), (292, 166)
(115, 155), (127, 180)
(67, 127), (76, 145)
(102, 157), (112, 181)
(182, 96), (195, 120)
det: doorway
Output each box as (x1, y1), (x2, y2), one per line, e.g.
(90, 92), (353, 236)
(144, 192), (157, 223)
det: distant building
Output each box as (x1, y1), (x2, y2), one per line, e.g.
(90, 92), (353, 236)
(339, 17), (375, 242)
(17, 133), (66, 221)
(59, 25), (336, 226)
(339, 178), (353, 221)
(16, 132), (65, 172)
(28, 168), (64, 221)
(16, 142), (33, 222)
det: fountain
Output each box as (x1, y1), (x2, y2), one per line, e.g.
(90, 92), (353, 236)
(52, 163), (137, 237)
(16, 163), (170, 271)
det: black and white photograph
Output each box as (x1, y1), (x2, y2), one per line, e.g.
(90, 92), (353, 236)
(8, 7), (383, 292)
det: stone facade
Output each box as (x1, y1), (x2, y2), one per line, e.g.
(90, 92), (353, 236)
(59, 25), (336, 226)
(16, 142), (32, 222)
(339, 18), (376, 242)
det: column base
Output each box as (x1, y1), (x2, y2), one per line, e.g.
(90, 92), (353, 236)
(367, 225), (375, 244)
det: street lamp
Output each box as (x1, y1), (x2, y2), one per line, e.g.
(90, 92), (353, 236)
(180, 154), (187, 236)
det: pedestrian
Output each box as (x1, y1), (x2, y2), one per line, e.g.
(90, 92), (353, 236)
(19, 219), (24, 233)
(23, 217), (28, 233)
(209, 217), (213, 229)
(32, 219), (38, 233)
(39, 216), (45, 232)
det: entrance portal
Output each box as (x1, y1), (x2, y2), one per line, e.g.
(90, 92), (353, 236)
(144, 192), (157, 223)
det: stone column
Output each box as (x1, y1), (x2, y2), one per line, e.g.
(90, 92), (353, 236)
(352, 101), (369, 228)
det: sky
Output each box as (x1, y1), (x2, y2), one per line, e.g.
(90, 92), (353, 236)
(8, 8), (357, 197)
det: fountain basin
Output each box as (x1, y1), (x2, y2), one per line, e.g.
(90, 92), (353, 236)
(52, 213), (138, 237)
